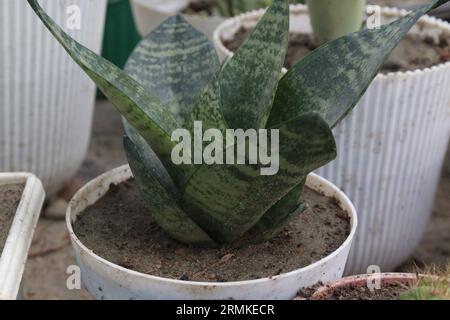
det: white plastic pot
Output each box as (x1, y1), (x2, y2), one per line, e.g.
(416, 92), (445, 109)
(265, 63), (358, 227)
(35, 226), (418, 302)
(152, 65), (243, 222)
(0, 0), (107, 196)
(213, 5), (450, 274)
(131, 0), (225, 40)
(66, 165), (357, 300)
(0, 173), (45, 300)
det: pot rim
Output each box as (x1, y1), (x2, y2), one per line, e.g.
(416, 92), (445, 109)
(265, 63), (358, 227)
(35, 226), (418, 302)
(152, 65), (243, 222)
(66, 164), (357, 288)
(131, 0), (189, 13)
(213, 4), (450, 79)
(309, 272), (421, 300)
(0, 172), (45, 300)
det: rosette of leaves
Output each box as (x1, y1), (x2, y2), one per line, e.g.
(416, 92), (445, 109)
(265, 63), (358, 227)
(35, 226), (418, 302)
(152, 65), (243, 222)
(28, 0), (449, 246)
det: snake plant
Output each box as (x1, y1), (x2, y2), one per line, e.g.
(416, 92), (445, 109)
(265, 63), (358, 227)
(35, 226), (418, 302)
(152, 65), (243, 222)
(28, 0), (448, 246)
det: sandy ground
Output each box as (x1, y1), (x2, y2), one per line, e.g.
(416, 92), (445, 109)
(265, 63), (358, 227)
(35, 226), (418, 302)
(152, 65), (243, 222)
(21, 101), (450, 300)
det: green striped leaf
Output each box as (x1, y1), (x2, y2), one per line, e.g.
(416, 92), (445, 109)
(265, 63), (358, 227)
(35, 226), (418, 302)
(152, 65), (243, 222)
(268, 0), (447, 128)
(259, 0), (447, 240)
(125, 137), (216, 246)
(122, 15), (225, 234)
(187, 74), (230, 134)
(123, 124), (179, 198)
(182, 112), (336, 243)
(219, 0), (289, 129)
(250, 179), (306, 240)
(125, 15), (220, 125)
(123, 15), (222, 188)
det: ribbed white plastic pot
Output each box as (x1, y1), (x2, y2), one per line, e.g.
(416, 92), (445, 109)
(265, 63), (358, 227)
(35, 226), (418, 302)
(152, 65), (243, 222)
(0, 0), (107, 196)
(131, 0), (225, 40)
(214, 5), (450, 274)
(66, 165), (357, 300)
(0, 173), (45, 300)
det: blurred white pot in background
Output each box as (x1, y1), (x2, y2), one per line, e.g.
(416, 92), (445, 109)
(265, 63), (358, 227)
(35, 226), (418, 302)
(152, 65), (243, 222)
(0, 0), (107, 196)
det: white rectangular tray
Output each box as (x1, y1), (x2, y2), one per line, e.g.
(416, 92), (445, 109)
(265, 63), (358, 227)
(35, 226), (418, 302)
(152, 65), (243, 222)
(0, 173), (45, 300)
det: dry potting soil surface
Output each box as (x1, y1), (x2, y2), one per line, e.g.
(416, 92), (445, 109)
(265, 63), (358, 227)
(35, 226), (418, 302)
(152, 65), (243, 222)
(322, 283), (409, 300)
(73, 180), (350, 282)
(224, 32), (450, 72)
(0, 184), (24, 253)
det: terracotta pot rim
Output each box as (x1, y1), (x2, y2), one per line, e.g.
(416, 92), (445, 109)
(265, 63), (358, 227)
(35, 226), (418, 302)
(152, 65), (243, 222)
(309, 272), (421, 300)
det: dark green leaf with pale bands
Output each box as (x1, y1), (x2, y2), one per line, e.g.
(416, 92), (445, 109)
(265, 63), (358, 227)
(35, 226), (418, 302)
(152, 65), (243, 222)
(122, 16), (223, 236)
(258, 0), (447, 239)
(255, 202), (308, 242)
(179, 0), (293, 242)
(250, 179), (306, 240)
(26, 0), (189, 184)
(123, 15), (222, 191)
(268, 0), (447, 129)
(182, 112), (336, 243)
(123, 123), (179, 198)
(124, 137), (216, 246)
(187, 73), (230, 134)
(219, 0), (289, 129)
(184, 74), (234, 189)
(125, 15), (220, 125)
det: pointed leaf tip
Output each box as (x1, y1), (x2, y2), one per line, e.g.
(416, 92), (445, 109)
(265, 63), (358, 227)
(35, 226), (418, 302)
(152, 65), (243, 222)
(125, 13), (220, 126)
(217, 0), (290, 130)
(268, 0), (449, 129)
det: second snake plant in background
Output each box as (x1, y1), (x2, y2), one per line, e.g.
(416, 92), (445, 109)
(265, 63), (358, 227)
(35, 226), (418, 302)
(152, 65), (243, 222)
(27, 0), (449, 246)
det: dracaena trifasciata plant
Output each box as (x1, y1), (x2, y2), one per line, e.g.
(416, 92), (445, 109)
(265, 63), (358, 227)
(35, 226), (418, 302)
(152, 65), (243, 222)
(28, 0), (448, 246)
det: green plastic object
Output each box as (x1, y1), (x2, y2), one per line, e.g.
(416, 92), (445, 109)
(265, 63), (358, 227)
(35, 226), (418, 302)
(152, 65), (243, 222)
(102, 0), (141, 69)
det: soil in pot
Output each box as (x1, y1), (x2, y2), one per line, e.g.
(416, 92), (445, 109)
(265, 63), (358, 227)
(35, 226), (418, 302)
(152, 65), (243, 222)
(73, 179), (351, 282)
(0, 184), (24, 252)
(320, 283), (410, 300)
(182, 0), (216, 16)
(224, 30), (450, 72)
